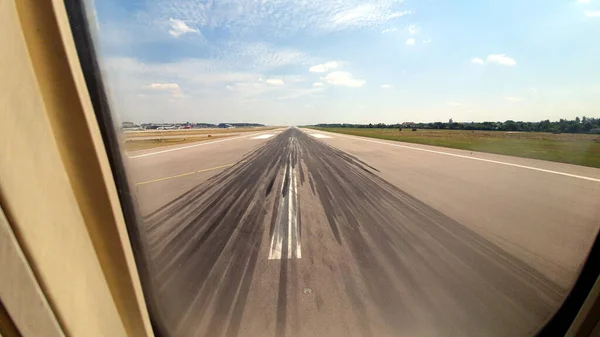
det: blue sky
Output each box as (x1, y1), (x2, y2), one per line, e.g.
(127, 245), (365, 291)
(92, 0), (600, 125)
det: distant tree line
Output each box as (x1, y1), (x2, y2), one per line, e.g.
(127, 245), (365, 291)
(314, 117), (600, 134)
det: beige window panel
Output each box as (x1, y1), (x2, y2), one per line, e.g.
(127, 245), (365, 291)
(0, 0), (153, 336)
(0, 206), (63, 337)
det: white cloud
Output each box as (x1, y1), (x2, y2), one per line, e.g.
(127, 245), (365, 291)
(221, 42), (316, 69)
(405, 38), (416, 45)
(578, 0), (590, 3)
(471, 54), (517, 66)
(106, 57), (276, 101)
(381, 28), (398, 33)
(101, 57), (327, 124)
(486, 54), (517, 66)
(447, 101), (461, 107)
(408, 24), (417, 34)
(422, 39), (432, 44)
(526, 87), (539, 98)
(309, 61), (340, 73)
(266, 78), (284, 86)
(142, 0), (415, 38)
(330, 5), (412, 30)
(105, 50), (309, 91)
(381, 84), (393, 89)
(505, 96), (523, 102)
(322, 71), (365, 87)
(313, 82), (324, 87)
(143, 83), (180, 90)
(142, 83), (184, 98)
(168, 18), (200, 37)
(386, 11), (413, 20)
(332, 5), (374, 24)
(584, 10), (600, 16)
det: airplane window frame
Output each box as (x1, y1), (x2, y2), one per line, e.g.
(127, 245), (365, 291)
(62, 0), (600, 336)
(2, 0), (152, 335)
(63, 1), (167, 335)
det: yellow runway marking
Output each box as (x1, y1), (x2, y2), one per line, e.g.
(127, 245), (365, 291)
(135, 163), (235, 186)
(197, 163), (234, 173)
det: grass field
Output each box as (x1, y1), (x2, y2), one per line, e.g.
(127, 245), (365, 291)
(123, 134), (232, 151)
(313, 128), (600, 168)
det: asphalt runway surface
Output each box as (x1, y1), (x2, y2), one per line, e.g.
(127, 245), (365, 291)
(127, 127), (600, 337)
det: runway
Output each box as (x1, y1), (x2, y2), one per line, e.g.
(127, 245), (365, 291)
(127, 127), (600, 337)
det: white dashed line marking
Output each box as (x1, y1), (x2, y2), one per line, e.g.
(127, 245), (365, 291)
(310, 134), (332, 139)
(252, 134), (276, 139)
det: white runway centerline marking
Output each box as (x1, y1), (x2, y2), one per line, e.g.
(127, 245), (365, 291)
(252, 134), (276, 139)
(310, 134), (332, 139)
(268, 142), (301, 260)
(292, 167), (301, 258)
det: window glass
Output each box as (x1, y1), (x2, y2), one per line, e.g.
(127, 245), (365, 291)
(89, 0), (600, 335)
